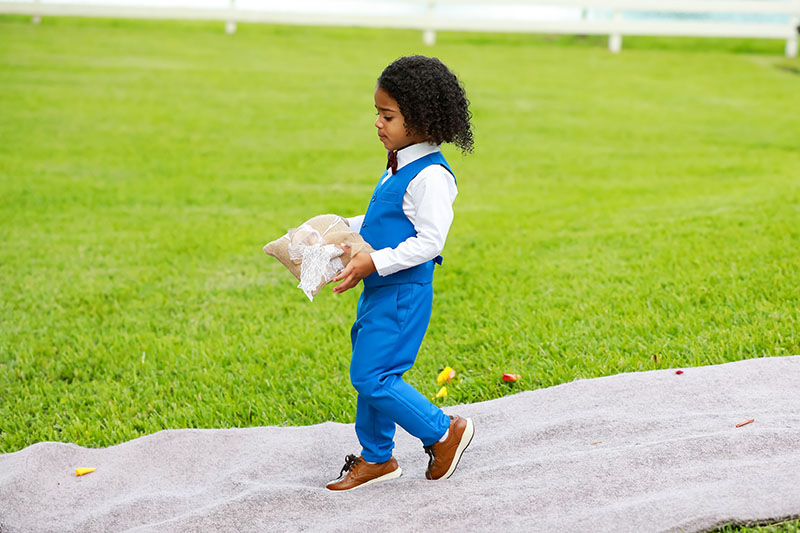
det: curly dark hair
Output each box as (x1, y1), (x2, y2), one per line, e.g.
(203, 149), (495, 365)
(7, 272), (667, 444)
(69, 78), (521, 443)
(378, 55), (474, 154)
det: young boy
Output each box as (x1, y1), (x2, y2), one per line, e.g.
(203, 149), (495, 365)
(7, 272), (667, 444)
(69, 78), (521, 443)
(328, 55), (475, 491)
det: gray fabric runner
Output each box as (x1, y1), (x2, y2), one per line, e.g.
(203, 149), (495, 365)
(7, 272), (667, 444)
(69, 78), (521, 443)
(2, 356), (799, 532)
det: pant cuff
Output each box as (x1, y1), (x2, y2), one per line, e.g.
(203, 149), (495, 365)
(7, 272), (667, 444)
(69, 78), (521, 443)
(361, 450), (393, 463)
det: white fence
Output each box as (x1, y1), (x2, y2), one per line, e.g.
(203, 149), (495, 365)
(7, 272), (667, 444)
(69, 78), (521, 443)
(2, 0), (799, 56)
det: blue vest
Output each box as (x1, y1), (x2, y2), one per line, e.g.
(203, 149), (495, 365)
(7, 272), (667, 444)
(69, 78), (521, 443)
(360, 152), (455, 288)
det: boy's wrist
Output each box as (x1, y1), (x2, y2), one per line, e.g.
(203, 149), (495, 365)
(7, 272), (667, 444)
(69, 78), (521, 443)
(367, 255), (376, 275)
(351, 251), (376, 277)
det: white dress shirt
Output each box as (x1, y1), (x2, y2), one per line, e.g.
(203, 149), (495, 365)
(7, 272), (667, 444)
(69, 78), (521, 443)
(347, 142), (458, 277)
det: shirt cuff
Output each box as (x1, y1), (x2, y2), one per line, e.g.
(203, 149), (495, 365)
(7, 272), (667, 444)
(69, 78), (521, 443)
(369, 248), (399, 277)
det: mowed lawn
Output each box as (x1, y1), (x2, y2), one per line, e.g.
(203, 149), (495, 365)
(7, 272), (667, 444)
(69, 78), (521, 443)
(1, 15), (798, 455)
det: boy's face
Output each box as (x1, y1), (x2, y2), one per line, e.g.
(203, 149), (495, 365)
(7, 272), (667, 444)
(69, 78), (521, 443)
(374, 87), (426, 152)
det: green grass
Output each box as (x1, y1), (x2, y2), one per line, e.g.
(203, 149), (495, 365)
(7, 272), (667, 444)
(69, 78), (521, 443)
(713, 519), (800, 532)
(1, 15), (799, 461)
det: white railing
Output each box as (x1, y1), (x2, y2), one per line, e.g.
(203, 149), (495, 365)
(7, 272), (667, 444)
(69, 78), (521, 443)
(2, 0), (798, 56)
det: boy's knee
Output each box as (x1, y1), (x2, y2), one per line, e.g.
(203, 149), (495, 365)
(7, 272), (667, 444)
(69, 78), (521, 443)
(350, 373), (388, 399)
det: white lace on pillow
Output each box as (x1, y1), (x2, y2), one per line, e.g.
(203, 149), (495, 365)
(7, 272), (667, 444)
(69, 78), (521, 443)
(287, 221), (346, 301)
(296, 244), (344, 301)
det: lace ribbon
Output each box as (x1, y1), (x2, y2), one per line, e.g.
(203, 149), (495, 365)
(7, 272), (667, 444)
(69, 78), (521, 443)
(296, 244), (344, 301)
(286, 219), (348, 301)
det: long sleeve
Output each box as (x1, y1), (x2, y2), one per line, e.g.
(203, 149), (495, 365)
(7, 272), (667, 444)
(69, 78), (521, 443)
(345, 215), (365, 234)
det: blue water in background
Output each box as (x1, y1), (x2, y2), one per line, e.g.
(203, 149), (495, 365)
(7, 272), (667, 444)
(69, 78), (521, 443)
(5, 0), (794, 24)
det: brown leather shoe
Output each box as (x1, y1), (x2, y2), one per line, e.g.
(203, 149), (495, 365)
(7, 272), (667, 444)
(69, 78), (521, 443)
(326, 454), (402, 491)
(424, 415), (475, 480)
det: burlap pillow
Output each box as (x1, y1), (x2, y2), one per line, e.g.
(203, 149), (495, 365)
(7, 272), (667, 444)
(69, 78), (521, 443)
(263, 214), (374, 299)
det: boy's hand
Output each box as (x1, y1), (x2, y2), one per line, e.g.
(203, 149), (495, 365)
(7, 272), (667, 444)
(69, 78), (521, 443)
(333, 245), (376, 293)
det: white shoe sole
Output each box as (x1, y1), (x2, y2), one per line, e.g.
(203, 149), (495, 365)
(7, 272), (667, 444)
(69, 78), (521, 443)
(440, 417), (474, 480)
(327, 467), (402, 492)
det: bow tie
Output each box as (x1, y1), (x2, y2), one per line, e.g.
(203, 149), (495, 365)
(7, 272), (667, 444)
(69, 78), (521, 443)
(386, 150), (398, 174)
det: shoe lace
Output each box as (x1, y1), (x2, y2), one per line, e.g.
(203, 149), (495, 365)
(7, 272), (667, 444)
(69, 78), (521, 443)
(338, 454), (362, 478)
(423, 444), (435, 470)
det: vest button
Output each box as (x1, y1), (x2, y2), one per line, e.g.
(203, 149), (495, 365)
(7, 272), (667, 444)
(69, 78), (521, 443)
(371, 197), (375, 202)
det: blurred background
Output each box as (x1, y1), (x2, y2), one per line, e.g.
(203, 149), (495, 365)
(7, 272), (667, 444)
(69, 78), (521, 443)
(3, 0), (800, 53)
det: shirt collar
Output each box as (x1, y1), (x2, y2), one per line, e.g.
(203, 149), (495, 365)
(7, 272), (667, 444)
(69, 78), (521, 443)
(392, 142), (441, 174)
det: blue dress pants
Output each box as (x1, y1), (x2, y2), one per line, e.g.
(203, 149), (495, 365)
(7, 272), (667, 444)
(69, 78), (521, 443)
(350, 282), (451, 463)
